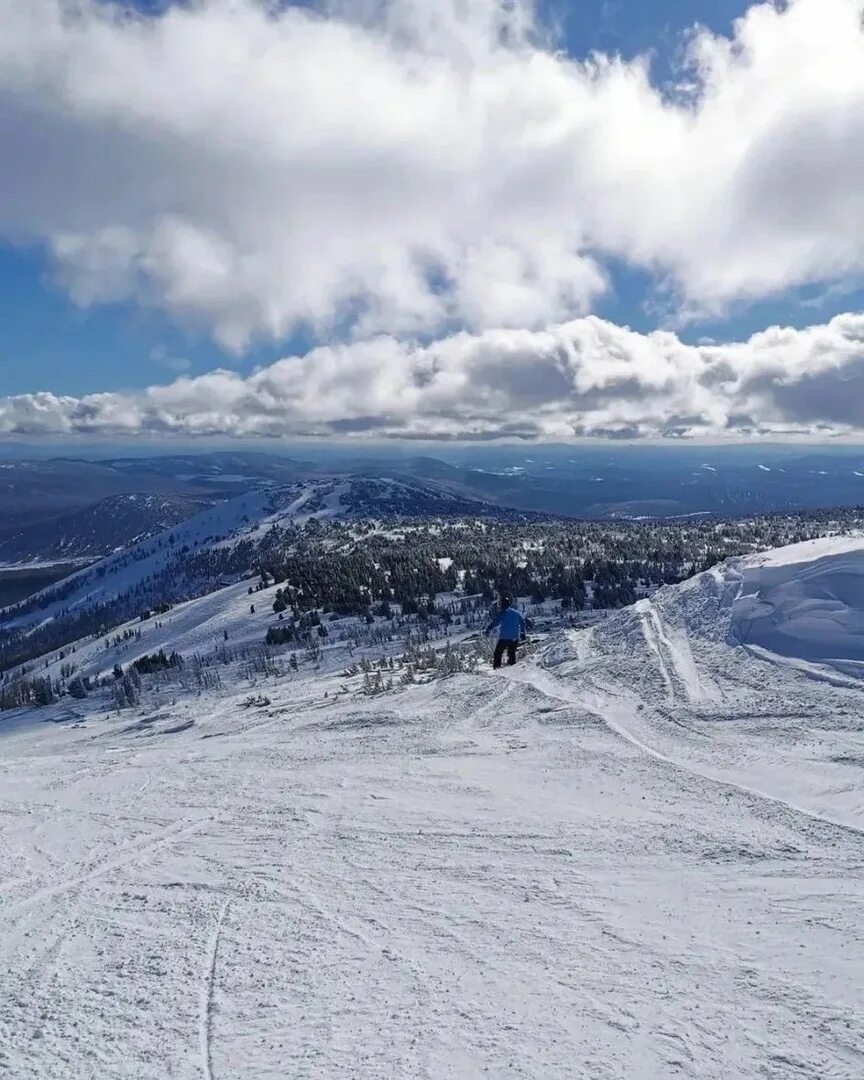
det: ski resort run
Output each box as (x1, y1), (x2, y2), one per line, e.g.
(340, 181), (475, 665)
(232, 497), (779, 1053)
(1, 536), (863, 1077)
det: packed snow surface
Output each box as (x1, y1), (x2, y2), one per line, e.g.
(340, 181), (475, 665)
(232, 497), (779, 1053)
(2, 537), (864, 1077)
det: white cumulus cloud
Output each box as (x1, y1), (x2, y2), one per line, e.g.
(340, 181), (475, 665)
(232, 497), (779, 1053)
(0, 0), (863, 352)
(2, 0), (864, 443)
(2, 314), (864, 440)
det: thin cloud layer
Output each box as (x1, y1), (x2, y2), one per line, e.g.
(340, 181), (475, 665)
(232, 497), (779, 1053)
(3, 314), (864, 440)
(1, 0), (863, 350)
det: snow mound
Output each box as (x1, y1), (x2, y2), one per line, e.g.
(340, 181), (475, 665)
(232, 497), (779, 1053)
(731, 535), (864, 664)
(539, 534), (864, 708)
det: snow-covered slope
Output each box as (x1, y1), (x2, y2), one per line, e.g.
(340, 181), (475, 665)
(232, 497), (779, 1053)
(534, 534), (864, 828)
(0, 492), (220, 564)
(29, 575), (311, 687)
(545, 534), (864, 692)
(0, 482), (316, 632)
(0, 477), (496, 638)
(2, 538), (863, 1078)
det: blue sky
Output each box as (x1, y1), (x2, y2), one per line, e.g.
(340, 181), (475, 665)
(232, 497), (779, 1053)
(1, 0), (863, 442)
(4, 230), (862, 399)
(0, 245), (295, 396)
(3, 0), (858, 398)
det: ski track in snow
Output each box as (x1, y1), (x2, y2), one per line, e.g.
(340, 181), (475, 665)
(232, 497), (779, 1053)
(3, 814), (216, 923)
(510, 664), (864, 843)
(2, 539), (864, 1077)
(2, 659), (863, 1079)
(201, 899), (230, 1080)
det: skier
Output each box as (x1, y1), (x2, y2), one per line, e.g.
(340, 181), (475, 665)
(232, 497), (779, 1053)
(485, 596), (526, 669)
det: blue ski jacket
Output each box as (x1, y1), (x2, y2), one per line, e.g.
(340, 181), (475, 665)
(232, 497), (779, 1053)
(486, 605), (526, 641)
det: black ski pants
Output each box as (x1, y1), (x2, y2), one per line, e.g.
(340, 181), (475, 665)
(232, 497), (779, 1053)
(493, 638), (518, 669)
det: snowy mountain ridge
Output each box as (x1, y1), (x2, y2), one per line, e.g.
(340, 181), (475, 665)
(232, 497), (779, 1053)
(0, 476), (500, 633)
(0, 491), (222, 564)
(0, 481), (317, 631)
(25, 533), (864, 691)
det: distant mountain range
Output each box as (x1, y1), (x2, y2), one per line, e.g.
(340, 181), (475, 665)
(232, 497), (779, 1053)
(2, 446), (864, 567)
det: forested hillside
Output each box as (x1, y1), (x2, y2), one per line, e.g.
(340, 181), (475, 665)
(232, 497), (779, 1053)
(3, 503), (863, 680)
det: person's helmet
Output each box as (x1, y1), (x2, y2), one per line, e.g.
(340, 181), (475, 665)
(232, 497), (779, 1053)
(500, 595), (511, 608)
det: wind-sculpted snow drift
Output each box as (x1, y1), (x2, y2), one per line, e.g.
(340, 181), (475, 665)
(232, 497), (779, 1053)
(2, 536), (863, 1077)
(536, 533), (864, 832)
(543, 535), (864, 701)
(730, 536), (864, 666)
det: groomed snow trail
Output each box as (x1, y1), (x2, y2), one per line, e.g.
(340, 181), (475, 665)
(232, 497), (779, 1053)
(3, 537), (864, 1077)
(2, 651), (863, 1079)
